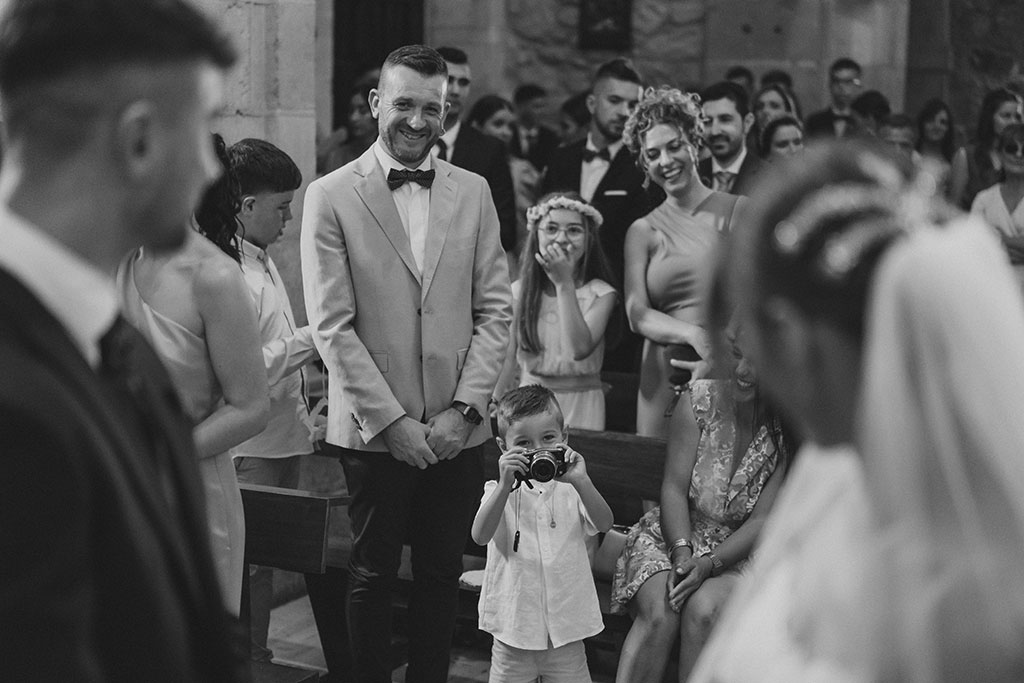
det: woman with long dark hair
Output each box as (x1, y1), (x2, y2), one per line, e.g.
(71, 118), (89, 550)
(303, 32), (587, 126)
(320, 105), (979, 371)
(950, 87), (1023, 208)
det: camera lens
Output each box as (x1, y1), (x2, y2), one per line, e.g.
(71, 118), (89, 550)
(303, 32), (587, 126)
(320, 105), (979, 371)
(529, 451), (558, 482)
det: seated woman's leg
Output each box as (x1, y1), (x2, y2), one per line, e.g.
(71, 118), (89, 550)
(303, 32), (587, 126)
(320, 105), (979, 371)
(677, 574), (739, 681)
(615, 571), (679, 683)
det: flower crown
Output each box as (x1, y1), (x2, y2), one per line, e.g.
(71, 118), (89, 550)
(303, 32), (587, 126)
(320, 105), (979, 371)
(526, 195), (604, 232)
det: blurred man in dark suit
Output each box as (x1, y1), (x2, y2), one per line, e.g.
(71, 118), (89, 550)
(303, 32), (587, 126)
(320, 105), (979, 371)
(511, 83), (561, 172)
(805, 57), (863, 138)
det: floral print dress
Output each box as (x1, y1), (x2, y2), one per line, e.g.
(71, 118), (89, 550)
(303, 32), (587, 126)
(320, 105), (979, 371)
(610, 379), (780, 613)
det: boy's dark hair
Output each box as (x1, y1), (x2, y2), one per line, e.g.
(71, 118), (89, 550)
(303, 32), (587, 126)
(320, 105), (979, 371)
(701, 80), (750, 117)
(829, 57), (862, 77)
(435, 45), (468, 65)
(381, 44), (447, 83)
(0, 0), (236, 98)
(496, 385), (563, 439)
(228, 138), (302, 196)
(514, 83), (547, 106)
(879, 113), (915, 134)
(851, 90), (891, 124)
(725, 65), (754, 85)
(592, 57), (642, 88)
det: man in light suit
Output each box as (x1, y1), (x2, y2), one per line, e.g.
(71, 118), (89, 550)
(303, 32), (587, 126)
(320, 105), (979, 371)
(301, 45), (512, 683)
(0, 0), (245, 681)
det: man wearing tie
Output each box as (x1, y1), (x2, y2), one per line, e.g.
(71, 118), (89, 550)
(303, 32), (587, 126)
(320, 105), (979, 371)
(697, 81), (762, 196)
(542, 58), (663, 377)
(433, 46), (517, 253)
(0, 0), (245, 680)
(301, 45), (511, 683)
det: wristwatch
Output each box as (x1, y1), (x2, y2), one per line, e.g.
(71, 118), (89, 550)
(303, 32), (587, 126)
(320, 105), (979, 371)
(702, 551), (724, 576)
(451, 400), (483, 425)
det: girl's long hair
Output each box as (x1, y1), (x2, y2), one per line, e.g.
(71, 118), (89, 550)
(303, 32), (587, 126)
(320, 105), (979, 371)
(515, 191), (619, 354)
(194, 132), (242, 263)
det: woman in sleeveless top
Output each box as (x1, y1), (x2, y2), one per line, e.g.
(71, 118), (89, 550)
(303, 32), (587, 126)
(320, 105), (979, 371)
(622, 87), (743, 442)
(118, 135), (268, 615)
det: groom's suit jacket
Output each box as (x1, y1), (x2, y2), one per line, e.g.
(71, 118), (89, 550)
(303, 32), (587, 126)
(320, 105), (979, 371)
(301, 146), (512, 451)
(0, 267), (244, 682)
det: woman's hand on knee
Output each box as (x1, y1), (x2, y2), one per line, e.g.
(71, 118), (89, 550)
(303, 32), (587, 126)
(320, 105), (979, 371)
(666, 555), (713, 612)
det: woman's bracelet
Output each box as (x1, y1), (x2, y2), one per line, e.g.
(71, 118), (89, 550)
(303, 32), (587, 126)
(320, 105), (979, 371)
(668, 537), (692, 556)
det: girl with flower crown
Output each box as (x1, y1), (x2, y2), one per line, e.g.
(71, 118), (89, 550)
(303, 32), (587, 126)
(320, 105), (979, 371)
(493, 191), (618, 429)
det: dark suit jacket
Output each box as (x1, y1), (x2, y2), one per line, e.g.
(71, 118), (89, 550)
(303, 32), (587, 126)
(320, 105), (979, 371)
(0, 268), (245, 683)
(805, 108), (856, 138)
(511, 124), (561, 173)
(450, 123), (517, 253)
(541, 140), (664, 375)
(698, 151), (763, 197)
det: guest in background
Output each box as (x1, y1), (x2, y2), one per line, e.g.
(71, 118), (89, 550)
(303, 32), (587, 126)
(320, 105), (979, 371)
(0, 0), (246, 679)
(760, 115), (805, 161)
(468, 94), (541, 269)
(227, 137), (321, 661)
(698, 81), (761, 196)
(612, 326), (791, 682)
(850, 90), (891, 137)
(805, 57), (863, 138)
(916, 97), (957, 196)
(511, 83), (561, 172)
(118, 133), (270, 616)
(760, 68), (793, 91)
(879, 114), (918, 164)
(435, 46), (517, 252)
(950, 87), (1023, 209)
(559, 90), (592, 146)
(751, 82), (801, 156)
(495, 192), (618, 430)
(319, 86), (377, 176)
(622, 87), (744, 441)
(971, 122), (1024, 289)
(725, 65), (755, 100)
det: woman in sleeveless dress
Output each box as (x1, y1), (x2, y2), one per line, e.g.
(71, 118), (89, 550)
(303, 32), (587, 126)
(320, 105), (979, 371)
(622, 87), (743, 443)
(119, 135), (268, 615)
(691, 140), (1024, 682)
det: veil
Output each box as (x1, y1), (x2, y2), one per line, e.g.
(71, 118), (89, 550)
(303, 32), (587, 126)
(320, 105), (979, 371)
(859, 216), (1024, 681)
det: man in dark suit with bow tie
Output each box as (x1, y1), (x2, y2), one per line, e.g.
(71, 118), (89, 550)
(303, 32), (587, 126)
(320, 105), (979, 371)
(541, 58), (663, 375)
(301, 44), (511, 683)
(0, 0), (246, 681)
(697, 81), (762, 196)
(805, 57), (864, 139)
(433, 46), (517, 253)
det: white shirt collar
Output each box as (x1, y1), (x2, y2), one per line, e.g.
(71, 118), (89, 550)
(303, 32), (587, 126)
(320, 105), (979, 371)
(373, 138), (432, 174)
(0, 204), (118, 368)
(585, 133), (623, 161)
(712, 146), (747, 175)
(439, 119), (461, 150)
(240, 237), (267, 262)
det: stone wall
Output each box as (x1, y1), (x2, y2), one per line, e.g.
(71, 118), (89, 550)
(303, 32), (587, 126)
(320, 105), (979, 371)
(949, 0), (1024, 140)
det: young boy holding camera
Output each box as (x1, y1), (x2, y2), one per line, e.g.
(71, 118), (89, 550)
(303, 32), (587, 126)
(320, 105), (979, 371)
(472, 385), (614, 682)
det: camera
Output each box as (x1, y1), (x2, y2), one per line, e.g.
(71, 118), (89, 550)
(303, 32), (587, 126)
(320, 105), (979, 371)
(520, 446), (568, 483)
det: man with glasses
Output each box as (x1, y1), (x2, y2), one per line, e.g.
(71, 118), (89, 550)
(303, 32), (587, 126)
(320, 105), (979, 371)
(806, 57), (863, 138)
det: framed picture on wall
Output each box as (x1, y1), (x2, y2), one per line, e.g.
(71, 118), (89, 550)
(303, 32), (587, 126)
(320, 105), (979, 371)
(579, 0), (632, 50)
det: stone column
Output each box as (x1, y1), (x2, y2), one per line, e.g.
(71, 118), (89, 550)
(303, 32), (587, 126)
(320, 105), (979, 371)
(199, 0), (318, 323)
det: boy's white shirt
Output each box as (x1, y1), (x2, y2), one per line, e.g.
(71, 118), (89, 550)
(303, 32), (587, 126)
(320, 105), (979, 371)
(477, 479), (604, 650)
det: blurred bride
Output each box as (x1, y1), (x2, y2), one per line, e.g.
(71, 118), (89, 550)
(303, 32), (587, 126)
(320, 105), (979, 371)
(690, 140), (1024, 682)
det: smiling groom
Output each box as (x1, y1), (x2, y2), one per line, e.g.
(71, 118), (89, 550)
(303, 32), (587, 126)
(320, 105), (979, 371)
(300, 45), (511, 683)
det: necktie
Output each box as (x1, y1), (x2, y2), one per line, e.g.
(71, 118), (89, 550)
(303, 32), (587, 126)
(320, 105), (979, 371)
(435, 139), (448, 161)
(714, 171), (736, 193)
(583, 147), (611, 163)
(387, 168), (436, 191)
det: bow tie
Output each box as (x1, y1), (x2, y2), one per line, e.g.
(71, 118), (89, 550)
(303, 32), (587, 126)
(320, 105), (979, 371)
(387, 168), (435, 191)
(583, 147), (611, 163)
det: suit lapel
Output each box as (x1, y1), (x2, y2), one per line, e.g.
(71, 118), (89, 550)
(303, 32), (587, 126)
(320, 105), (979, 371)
(352, 151), (422, 285)
(593, 145), (634, 197)
(420, 163), (457, 300)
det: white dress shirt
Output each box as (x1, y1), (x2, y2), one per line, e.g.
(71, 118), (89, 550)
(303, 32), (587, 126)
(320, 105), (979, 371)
(373, 140), (431, 273)
(477, 479), (604, 650)
(0, 205), (118, 369)
(232, 239), (319, 459)
(580, 134), (623, 202)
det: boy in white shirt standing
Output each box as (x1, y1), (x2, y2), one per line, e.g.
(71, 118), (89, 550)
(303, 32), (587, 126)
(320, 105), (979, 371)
(473, 384), (614, 682)
(228, 138), (322, 661)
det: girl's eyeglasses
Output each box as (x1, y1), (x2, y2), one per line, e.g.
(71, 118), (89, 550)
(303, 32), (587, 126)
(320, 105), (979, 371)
(540, 224), (586, 239)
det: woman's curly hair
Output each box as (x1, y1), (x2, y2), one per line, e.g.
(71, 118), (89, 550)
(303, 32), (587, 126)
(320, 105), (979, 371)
(622, 86), (706, 160)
